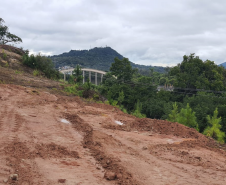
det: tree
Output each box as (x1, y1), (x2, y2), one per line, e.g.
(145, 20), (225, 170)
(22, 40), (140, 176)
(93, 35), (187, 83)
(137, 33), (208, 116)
(203, 108), (225, 143)
(72, 65), (83, 84)
(170, 53), (226, 92)
(167, 102), (179, 122)
(177, 103), (199, 130)
(159, 77), (167, 85)
(117, 90), (125, 105)
(132, 100), (146, 118)
(0, 18), (22, 45)
(110, 57), (136, 82)
(167, 102), (199, 130)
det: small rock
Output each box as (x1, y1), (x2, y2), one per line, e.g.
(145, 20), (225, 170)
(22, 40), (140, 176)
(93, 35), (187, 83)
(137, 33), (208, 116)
(58, 179), (66, 183)
(3, 179), (8, 183)
(9, 174), (18, 181)
(104, 171), (116, 180)
(195, 156), (201, 161)
(142, 146), (148, 150)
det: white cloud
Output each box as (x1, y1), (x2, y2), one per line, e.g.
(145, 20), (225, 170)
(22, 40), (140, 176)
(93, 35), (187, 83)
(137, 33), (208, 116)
(1, 0), (226, 66)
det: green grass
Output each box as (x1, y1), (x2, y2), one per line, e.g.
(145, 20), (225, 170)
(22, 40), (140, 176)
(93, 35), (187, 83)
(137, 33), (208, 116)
(4, 62), (9, 68)
(0, 80), (5, 84)
(3, 53), (7, 60)
(33, 69), (40, 76)
(15, 70), (23, 74)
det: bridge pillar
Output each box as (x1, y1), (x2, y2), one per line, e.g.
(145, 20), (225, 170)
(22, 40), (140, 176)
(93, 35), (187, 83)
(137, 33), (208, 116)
(64, 73), (66, 81)
(95, 72), (97, 85)
(83, 70), (85, 84)
(101, 74), (103, 83)
(89, 71), (91, 82)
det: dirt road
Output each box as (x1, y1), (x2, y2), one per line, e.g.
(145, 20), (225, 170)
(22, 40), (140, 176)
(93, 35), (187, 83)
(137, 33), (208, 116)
(0, 84), (226, 185)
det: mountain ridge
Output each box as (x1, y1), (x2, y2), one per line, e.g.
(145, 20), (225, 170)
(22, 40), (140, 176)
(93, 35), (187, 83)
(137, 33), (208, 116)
(50, 47), (166, 74)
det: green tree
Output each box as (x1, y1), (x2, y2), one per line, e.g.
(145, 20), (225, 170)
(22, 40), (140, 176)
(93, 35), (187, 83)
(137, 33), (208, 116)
(167, 102), (179, 122)
(170, 53), (226, 91)
(0, 18), (22, 45)
(118, 90), (125, 105)
(110, 57), (136, 82)
(132, 100), (146, 118)
(177, 103), (199, 130)
(203, 108), (225, 143)
(72, 65), (83, 84)
(218, 104), (226, 136)
(159, 77), (167, 85)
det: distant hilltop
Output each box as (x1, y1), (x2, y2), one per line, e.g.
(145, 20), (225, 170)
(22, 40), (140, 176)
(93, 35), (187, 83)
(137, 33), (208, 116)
(219, 62), (226, 68)
(50, 47), (166, 74)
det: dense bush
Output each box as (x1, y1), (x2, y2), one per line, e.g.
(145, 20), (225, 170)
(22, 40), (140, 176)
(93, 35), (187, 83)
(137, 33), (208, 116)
(22, 54), (60, 80)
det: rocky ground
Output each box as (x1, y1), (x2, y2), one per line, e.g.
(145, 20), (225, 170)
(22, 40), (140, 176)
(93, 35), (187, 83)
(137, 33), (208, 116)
(0, 45), (226, 185)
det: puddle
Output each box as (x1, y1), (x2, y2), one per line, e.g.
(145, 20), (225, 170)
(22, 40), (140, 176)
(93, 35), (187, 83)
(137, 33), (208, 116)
(61, 119), (71, 124)
(115, 120), (123, 125)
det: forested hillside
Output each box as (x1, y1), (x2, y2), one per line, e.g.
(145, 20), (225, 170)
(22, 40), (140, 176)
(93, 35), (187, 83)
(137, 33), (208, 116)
(50, 47), (165, 74)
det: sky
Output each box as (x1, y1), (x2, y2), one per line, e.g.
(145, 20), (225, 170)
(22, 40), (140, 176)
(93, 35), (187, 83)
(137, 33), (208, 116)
(1, 0), (226, 67)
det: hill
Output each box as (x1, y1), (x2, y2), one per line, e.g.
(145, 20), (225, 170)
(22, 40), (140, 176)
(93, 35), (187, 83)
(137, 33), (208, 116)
(50, 47), (166, 74)
(219, 62), (226, 68)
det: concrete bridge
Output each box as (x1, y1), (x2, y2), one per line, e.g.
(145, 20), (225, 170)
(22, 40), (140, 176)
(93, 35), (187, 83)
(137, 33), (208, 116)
(60, 68), (106, 85)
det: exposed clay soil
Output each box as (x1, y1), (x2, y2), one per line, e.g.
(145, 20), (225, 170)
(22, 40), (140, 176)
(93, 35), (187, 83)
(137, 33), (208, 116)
(0, 84), (226, 185)
(0, 46), (226, 184)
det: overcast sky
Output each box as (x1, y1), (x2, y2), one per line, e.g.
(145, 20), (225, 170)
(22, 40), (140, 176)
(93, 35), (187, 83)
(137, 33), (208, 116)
(1, 0), (226, 66)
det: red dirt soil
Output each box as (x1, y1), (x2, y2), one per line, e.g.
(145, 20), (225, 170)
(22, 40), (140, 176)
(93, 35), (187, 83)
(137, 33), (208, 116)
(0, 84), (226, 185)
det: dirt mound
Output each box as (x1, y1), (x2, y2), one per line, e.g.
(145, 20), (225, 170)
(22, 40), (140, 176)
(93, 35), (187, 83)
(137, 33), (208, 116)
(103, 117), (208, 143)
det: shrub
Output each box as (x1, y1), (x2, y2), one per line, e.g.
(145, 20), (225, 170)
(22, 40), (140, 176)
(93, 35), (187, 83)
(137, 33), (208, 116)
(22, 53), (60, 80)
(4, 62), (9, 67)
(177, 103), (199, 131)
(132, 100), (146, 118)
(64, 84), (79, 95)
(203, 108), (225, 143)
(3, 52), (7, 60)
(93, 93), (99, 100)
(15, 70), (23, 74)
(33, 69), (39, 76)
(167, 102), (179, 122)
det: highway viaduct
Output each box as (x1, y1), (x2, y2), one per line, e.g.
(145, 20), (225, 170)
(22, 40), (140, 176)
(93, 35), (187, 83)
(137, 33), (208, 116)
(59, 68), (106, 85)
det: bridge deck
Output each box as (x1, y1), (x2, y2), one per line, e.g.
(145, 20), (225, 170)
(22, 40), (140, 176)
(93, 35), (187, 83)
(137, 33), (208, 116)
(60, 68), (106, 75)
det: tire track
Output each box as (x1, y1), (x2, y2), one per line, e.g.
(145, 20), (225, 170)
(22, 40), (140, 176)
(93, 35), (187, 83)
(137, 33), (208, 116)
(0, 104), (15, 183)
